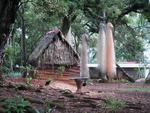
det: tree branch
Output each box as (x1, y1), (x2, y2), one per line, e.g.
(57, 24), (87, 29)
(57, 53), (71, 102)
(19, 0), (33, 8)
(116, 2), (148, 22)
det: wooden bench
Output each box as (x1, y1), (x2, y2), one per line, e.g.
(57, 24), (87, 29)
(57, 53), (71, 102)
(70, 77), (89, 93)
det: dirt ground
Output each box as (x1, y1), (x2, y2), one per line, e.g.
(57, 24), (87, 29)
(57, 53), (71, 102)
(1, 77), (150, 113)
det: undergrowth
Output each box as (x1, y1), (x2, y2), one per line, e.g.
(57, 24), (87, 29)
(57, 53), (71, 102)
(103, 97), (126, 110)
(4, 96), (30, 113)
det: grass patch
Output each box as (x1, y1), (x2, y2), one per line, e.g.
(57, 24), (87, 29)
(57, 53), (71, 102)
(125, 88), (150, 92)
(112, 79), (130, 83)
(103, 98), (126, 110)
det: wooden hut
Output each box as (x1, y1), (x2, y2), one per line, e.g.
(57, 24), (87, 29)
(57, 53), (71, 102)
(28, 29), (80, 80)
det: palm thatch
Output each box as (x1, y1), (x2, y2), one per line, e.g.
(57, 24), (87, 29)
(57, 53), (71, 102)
(28, 29), (80, 68)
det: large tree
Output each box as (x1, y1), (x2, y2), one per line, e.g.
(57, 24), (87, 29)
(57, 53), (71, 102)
(81, 0), (150, 62)
(0, 0), (20, 78)
(82, 0), (150, 32)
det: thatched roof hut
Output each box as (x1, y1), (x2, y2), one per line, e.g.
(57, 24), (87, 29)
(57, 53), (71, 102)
(28, 29), (80, 69)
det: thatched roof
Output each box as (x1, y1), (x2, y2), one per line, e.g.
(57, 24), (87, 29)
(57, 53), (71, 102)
(28, 29), (80, 67)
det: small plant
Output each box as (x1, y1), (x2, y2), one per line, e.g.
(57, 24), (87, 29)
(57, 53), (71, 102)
(26, 76), (33, 86)
(45, 101), (56, 113)
(4, 96), (30, 113)
(60, 89), (74, 98)
(20, 65), (36, 78)
(57, 66), (65, 76)
(103, 98), (126, 110)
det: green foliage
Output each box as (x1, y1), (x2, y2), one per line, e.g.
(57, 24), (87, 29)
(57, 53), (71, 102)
(4, 96), (30, 113)
(20, 65), (34, 72)
(26, 76), (33, 86)
(103, 98), (126, 110)
(81, 0), (149, 62)
(3, 43), (21, 74)
(20, 65), (37, 78)
(2, 66), (10, 74)
(57, 66), (65, 75)
(115, 20), (145, 62)
(4, 45), (15, 60)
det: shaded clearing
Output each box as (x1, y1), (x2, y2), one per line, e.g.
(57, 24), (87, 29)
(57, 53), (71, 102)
(0, 77), (150, 113)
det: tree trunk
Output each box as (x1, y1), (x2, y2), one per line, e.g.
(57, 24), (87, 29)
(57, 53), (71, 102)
(0, 0), (20, 79)
(61, 7), (76, 37)
(21, 7), (27, 67)
(61, 16), (71, 37)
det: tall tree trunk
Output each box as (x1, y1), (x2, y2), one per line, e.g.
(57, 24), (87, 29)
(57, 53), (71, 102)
(0, 0), (20, 79)
(61, 7), (76, 37)
(21, 8), (27, 67)
(61, 15), (71, 37)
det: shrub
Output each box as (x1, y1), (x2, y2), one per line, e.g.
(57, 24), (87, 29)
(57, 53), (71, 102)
(4, 96), (30, 113)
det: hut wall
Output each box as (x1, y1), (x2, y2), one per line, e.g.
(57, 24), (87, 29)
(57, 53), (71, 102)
(36, 65), (80, 80)
(37, 37), (78, 68)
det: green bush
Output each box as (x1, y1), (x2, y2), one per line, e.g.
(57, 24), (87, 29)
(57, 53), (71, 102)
(2, 66), (10, 74)
(4, 96), (30, 113)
